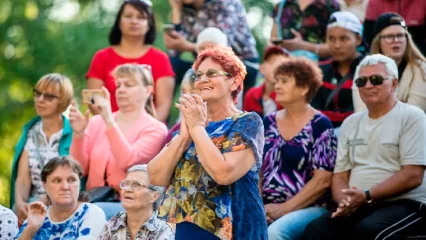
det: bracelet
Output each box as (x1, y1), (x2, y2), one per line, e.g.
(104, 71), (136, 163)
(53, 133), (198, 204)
(315, 44), (320, 55)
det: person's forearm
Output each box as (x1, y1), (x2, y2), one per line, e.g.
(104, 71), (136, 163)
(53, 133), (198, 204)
(156, 103), (172, 123)
(70, 135), (89, 173)
(331, 172), (350, 203)
(171, 9), (181, 24)
(15, 181), (30, 206)
(283, 174), (331, 212)
(189, 126), (231, 184)
(147, 135), (190, 186)
(300, 42), (332, 58)
(18, 228), (37, 240)
(183, 41), (196, 53)
(370, 168), (424, 202)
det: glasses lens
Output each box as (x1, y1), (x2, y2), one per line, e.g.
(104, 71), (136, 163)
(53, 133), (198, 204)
(43, 93), (57, 101)
(120, 180), (130, 188)
(206, 69), (218, 78)
(131, 182), (143, 190)
(370, 75), (385, 86)
(355, 77), (367, 87)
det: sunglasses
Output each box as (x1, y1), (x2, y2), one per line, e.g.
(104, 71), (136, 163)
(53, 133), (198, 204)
(355, 75), (390, 88)
(120, 180), (155, 191)
(33, 89), (59, 101)
(192, 69), (230, 82)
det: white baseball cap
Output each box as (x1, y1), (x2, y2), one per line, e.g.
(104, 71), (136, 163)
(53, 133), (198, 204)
(328, 11), (363, 35)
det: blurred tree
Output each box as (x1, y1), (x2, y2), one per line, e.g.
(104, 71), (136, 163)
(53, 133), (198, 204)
(0, 0), (273, 207)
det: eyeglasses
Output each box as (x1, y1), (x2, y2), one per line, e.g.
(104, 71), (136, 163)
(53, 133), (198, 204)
(379, 33), (406, 43)
(119, 180), (155, 191)
(33, 89), (59, 101)
(355, 75), (391, 88)
(192, 69), (230, 82)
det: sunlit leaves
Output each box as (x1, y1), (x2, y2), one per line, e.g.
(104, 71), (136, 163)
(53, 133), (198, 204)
(25, 1), (39, 20)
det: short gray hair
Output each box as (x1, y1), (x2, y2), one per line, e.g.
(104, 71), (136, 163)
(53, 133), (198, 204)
(127, 164), (164, 210)
(354, 54), (399, 81)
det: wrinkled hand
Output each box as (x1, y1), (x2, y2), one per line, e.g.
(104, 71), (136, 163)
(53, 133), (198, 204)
(175, 94), (208, 131)
(26, 201), (47, 232)
(168, 0), (182, 11)
(164, 31), (191, 51)
(281, 29), (304, 51)
(264, 203), (288, 223)
(332, 186), (366, 218)
(179, 114), (191, 142)
(16, 200), (28, 226)
(92, 87), (114, 126)
(69, 101), (90, 137)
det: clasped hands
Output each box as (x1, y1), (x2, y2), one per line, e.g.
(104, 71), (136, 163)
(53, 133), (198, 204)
(175, 94), (209, 139)
(332, 186), (366, 218)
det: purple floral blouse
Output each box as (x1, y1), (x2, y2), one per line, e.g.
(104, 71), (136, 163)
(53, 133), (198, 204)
(261, 112), (337, 207)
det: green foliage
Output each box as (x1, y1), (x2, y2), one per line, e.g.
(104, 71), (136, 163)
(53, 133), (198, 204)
(0, 0), (273, 207)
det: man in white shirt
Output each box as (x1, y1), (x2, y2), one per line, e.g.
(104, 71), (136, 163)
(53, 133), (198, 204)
(305, 54), (426, 239)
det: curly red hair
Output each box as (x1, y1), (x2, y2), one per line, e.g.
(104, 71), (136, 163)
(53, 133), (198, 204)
(192, 46), (247, 101)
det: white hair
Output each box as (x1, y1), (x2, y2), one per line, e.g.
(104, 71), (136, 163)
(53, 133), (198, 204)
(127, 164), (164, 210)
(354, 54), (399, 81)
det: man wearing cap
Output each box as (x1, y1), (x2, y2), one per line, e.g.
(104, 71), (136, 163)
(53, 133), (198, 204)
(311, 11), (364, 129)
(243, 46), (289, 118)
(305, 54), (426, 240)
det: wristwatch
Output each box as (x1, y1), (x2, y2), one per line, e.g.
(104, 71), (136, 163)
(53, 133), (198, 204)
(364, 189), (373, 204)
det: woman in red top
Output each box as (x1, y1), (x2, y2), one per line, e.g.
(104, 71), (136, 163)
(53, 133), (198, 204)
(86, 0), (175, 123)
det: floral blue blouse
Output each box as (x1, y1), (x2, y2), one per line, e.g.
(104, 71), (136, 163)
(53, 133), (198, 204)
(158, 112), (267, 240)
(16, 203), (106, 240)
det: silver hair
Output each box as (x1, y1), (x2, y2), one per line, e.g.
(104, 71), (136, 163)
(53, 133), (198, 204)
(354, 54), (399, 81)
(127, 164), (164, 210)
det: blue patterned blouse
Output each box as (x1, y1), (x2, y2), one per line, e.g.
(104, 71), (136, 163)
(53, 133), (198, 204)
(15, 203), (106, 240)
(262, 112), (337, 206)
(158, 112), (267, 240)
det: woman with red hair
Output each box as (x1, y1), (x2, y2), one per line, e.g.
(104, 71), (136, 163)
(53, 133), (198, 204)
(148, 46), (267, 240)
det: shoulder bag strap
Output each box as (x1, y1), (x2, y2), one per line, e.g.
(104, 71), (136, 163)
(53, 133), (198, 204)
(324, 74), (352, 110)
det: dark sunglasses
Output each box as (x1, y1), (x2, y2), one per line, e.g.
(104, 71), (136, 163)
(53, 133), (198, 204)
(355, 75), (390, 88)
(33, 89), (59, 101)
(192, 69), (230, 82)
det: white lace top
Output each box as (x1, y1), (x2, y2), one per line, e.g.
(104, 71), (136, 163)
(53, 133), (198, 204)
(24, 121), (63, 199)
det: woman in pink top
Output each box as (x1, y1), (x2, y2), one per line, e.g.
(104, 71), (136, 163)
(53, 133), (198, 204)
(69, 63), (168, 219)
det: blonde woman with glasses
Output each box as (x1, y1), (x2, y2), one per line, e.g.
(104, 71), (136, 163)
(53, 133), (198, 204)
(353, 13), (426, 112)
(11, 73), (74, 226)
(69, 64), (167, 220)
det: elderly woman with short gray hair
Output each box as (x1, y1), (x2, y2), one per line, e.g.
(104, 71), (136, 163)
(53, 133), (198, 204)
(99, 165), (174, 240)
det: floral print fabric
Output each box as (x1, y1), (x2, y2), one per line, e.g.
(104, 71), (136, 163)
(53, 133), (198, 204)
(171, 0), (258, 60)
(262, 112), (337, 206)
(16, 203), (106, 240)
(272, 0), (340, 44)
(99, 211), (174, 240)
(158, 112), (267, 240)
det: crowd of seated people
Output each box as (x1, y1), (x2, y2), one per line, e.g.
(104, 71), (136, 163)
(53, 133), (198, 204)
(4, 0), (426, 239)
